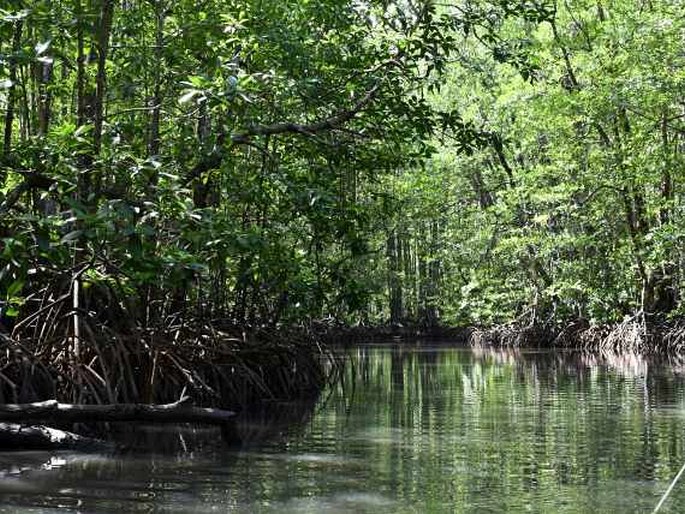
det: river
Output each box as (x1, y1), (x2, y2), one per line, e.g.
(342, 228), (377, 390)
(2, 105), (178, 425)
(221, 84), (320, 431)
(2, 343), (685, 513)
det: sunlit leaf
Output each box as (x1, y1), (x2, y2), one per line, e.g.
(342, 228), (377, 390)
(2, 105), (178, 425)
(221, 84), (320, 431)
(179, 89), (200, 104)
(35, 40), (50, 55)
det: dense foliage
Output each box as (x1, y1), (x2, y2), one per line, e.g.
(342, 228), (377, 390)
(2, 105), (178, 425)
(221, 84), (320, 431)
(1, 0), (684, 335)
(397, 0), (685, 326)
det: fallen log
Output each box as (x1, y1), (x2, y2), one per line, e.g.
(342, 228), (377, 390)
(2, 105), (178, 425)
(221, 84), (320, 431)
(0, 397), (237, 425)
(0, 422), (117, 451)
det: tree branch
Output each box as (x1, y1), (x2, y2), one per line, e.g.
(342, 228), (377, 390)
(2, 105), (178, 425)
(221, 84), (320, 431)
(0, 170), (55, 215)
(184, 83), (381, 186)
(230, 83), (380, 144)
(0, 398), (236, 425)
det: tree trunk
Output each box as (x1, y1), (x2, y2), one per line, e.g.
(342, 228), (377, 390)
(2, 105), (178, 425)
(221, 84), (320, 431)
(93, 0), (115, 155)
(387, 230), (403, 323)
(37, 60), (53, 136)
(2, 18), (23, 164)
(660, 112), (673, 225)
(147, 0), (165, 162)
(76, 0), (86, 127)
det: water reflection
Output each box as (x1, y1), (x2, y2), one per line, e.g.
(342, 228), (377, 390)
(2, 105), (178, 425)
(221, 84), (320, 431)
(2, 344), (685, 513)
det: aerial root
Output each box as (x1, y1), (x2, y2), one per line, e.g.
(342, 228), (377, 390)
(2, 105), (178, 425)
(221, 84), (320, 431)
(468, 317), (685, 355)
(1, 281), (335, 408)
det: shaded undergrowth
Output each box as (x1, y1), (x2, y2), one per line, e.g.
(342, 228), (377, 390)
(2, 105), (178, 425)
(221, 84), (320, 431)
(0, 279), (340, 410)
(468, 317), (685, 354)
(4, 270), (685, 416)
(311, 316), (685, 355)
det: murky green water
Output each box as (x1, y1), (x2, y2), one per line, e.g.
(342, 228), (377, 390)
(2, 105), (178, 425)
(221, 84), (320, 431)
(3, 344), (685, 513)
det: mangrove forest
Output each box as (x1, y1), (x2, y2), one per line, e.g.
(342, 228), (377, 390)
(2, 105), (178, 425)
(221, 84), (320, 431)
(5, 0), (685, 512)
(3, 0), (685, 467)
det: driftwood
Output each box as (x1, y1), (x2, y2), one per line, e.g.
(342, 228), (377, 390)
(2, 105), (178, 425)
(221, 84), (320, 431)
(0, 398), (236, 425)
(0, 398), (241, 450)
(0, 422), (117, 451)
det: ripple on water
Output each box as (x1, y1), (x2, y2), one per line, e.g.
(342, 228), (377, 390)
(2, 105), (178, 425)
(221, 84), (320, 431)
(4, 346), (685, 514)
(260, 492), (398, 514)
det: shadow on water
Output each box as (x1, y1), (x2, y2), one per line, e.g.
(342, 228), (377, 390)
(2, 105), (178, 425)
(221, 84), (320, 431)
(98, 393), (322, 454)
(0, 396), (322, 513)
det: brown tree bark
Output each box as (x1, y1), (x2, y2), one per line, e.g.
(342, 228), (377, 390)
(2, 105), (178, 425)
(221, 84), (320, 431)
(2, 18), (23, 164)
(0, 398), (236, 425)
(93, 0), (115, 155)
(147, 0), (165, 160)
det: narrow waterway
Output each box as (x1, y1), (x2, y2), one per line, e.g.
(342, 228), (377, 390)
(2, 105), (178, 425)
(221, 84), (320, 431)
(2, 344), (685, 513)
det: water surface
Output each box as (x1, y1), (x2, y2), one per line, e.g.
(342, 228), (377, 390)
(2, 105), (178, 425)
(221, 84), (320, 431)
(2, 344), (685, 513)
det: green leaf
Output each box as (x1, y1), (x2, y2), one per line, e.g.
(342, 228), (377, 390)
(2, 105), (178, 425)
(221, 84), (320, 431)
(74, 125), (92, 137)
(60, 230), (83, 244)
(7, 279), (24, 298)
(187, 76), (208, 88)
(2, 9), (30, 22)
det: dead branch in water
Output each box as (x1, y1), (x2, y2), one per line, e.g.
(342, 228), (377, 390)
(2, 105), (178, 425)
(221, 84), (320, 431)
(0, 397), (236, 425)
(0, 422), (116, 451)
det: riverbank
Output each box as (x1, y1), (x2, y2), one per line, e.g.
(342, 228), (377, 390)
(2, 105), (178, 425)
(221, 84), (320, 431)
(0, 319), (338, 409)
(469, 317), (685, 353)
(0, 318), (339, 449)
(315, 317), (685, 354)
(4, 315), (682, 408)
(3, 312), (683, 449)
